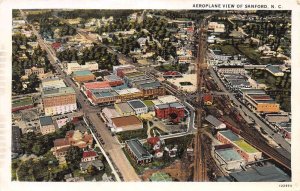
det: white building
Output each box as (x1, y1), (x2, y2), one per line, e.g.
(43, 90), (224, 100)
(127, 99), (148, 115)
(65, 61), (98, 75)
(208, 22), (225, 33)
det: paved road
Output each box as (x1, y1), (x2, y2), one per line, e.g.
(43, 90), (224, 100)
(20, 10), (141, 181)
(209, 66), (291, 158)
(88, 113), (140, 181)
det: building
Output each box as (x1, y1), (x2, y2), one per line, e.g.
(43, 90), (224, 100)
(39, 116), (56, 135)
(82, 81), (111, 97)
(73, 70), (96, 83)
(89, 88), (120, 105)
(208, 22), (225, 33)
(55, 116), (72, 128)
(135, 81), (165, 98)
(155, 102), (185, 123)
(276, 122), (291, 139)
(113, 65), (135, 78)
(65, 61), (98, 75)
(115, 88), (142, 101)
(125, 139), (153, 164)
(52, 130), (93, 159)
(265, 113), (290, 123)
(103, 74), (124, 87)
(110, 115), (143, 132)
(12, 97), (34, 112)
(102, 107), (120, 125)
(115, 102), (135, 116)
(24, 66), (45, 76)
(205, 115), (226, 130)
(41, 77), (66, 91)
(229, 165), (290, 182)
(163, 71), (183, 78)
(42, 87), (77, 116)
(12, 126), (22, 158)
(127, 99), (148, 115)
(80, 160), (104, 172)
(203, 94), (213, 105)
(81, 150), (98, 162)
(214, 144), (245, 171)
(266, 65), (284, 77)
(232, 140), (262, 162)
(218, 66), (246, 75)
(245, 94), (280, 113)
(241, 89), (280, 113)
(216, 130), (242, 145)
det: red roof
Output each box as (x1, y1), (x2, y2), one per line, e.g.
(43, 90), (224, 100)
(163, 71), (181, 76)
(203, 94), (213, 102)
(82, 151), (97, 158)
(187, 27), (194, 32)
(83, 81), (111, 90)
(51, 42), (61, 50)
(147, 137), (160, 145)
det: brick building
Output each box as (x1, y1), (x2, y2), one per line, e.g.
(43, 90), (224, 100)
(42, 87), (77, 116)
(73, 70), (96, 83)
(155, 102), (185, 123)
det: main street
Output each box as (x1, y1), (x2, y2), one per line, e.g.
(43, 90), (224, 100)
(20, 10), (141, 181)
(209, 66), (291, 157)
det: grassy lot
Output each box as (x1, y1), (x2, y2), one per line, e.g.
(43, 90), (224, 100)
(117, 127), (148, 142)
(210, 44), (239, 56)
(237, 45), (261, 63)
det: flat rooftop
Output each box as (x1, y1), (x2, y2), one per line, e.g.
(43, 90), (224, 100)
(115, 102), (134, 113)
(104, 74), (123, 82)
(116, 88), (141, 95)
(128, 100), (147, 109)
(143, 100), (154, 107)
(229, 165), (290, 182)
(43, 87), (75, 98)
(138, 81), (162, 90)
(111, 115), (141, 127)
(215, 147), (244, 162)
(83, 81), (111, 90)
(73, 70), (94, 76)
(233, 140), (259, 153)
(40, 116), (53, 126)
(91, 88), (118, 98)
(219, 130), (241, 142)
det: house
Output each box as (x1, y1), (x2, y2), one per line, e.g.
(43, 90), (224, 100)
(39, 116), (56, 135)
(125, 139), (153, 164)
(80, 160), (104, 172)
(127, 99), (148, 115)
(52, 130), (93, 159)
(203, 94), (213, 105)
(110, 115), (143, 132)
(81, 150), (98, 162)
(24, 66), (45, 77)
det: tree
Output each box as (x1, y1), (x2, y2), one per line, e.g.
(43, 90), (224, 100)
(27, 74), (40, 92)
(87, 165), (98, 176)
(65, 146), (83, 170)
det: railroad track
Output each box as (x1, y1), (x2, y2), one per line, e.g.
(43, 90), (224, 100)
(240, 130), (291, 171)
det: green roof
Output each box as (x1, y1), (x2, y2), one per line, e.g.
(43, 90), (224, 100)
(43, 87), (75, 98)
(73, 70), (93, 76)
(233, 140), (259, 153)
(143, 100), (154, 107)
(150, 172), (172, 182)
(12, 97), (33, 108)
